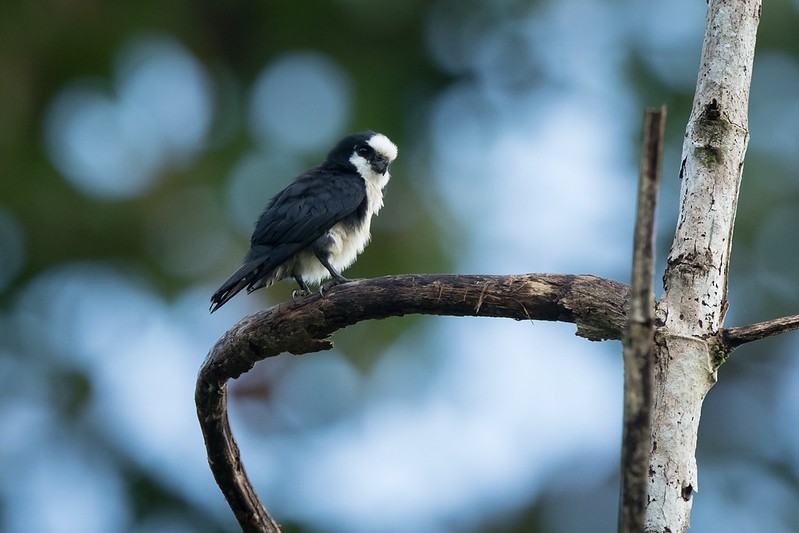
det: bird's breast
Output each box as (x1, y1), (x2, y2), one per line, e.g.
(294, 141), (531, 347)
(328, 215), (373, 269)
(293, 172), (387, 284)
(363, 170), (389, 215)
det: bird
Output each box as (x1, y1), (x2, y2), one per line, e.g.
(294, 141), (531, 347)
(210, 130), (398, 313)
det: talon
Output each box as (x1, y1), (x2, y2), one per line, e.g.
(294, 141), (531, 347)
(291, 289), (310, 302)
(319, 277), (349, 298)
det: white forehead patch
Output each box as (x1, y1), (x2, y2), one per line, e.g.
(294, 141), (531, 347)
(368, 133), (398, 162)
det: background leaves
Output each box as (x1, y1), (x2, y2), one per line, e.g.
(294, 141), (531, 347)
(1, 0), (799, 531)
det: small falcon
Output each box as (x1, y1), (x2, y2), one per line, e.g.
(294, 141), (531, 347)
(210, 131), (398, 313)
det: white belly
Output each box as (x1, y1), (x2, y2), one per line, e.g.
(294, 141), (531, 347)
(291, 168), (388, 285)
(291, 217), (372, 284)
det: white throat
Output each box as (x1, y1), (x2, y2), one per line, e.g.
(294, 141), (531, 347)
(348, 133), (397, 216)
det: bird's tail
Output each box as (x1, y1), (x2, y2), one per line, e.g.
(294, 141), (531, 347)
(210, 259), (270, 313)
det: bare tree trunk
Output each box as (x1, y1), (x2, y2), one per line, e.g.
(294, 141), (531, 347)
(646, 0), (761, 531)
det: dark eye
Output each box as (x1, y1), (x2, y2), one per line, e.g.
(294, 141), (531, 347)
(356, 145), (372, 157)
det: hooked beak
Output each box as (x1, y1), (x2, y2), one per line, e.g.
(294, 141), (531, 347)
(370, 155), (390, 174)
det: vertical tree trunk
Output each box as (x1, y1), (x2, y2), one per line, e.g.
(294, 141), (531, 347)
(647, 0), (761, 531)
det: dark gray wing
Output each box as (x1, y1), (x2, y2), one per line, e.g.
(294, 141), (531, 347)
(210, 169), (365, 312)
(251, 169), (366, 249)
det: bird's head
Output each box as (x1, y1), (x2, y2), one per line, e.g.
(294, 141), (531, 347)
(326, 131), (398, 178)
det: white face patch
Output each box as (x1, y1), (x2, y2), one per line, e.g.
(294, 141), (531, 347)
(349, 153), (371, 180)
(349, 131), (397, 218)
(367, 133), (398, 163)
(349, 132), (397, 183)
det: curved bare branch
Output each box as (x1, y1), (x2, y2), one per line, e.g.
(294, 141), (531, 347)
(196, 271), (798, 530)
(196, 273), (630, 531)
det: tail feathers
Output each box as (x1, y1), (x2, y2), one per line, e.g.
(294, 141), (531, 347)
(210, 260), (272, 313)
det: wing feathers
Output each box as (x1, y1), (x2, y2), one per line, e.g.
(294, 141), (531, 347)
(209, 259), (266, 313)
(210, 171), (366, 311)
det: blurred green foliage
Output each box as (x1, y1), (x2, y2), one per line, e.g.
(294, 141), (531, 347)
(2, 0), (799, 532)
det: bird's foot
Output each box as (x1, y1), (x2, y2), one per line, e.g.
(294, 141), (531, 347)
(291, 288), (310, 302)
(319, 277), (350, 298)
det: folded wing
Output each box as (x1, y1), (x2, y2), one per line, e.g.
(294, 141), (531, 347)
(210, 169), (365, 312)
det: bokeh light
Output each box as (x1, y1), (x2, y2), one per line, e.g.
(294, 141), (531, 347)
(0, 206), (25, 293)
(144, 187), (235, 277)
(3, 0), (799, 531)
(44, 35), (212, 200)
(249, 52), (352, 153)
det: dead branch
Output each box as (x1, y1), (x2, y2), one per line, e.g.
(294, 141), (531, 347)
(723, 314), (799, 348)
(619, 106), (666, 533)
(196, 273), (630, 531)
(197, 271), (798, 531)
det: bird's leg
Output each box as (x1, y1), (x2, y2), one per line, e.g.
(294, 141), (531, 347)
(291, 276), (311, 302)
(313, 252), (350, 297)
